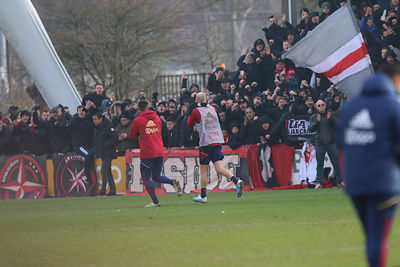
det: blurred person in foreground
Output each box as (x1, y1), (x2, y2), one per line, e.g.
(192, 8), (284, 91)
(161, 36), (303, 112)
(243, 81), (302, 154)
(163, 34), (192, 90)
(187, 92), (244, 203)
(129, 99), (182, 207)
(336, 64), (400, 267)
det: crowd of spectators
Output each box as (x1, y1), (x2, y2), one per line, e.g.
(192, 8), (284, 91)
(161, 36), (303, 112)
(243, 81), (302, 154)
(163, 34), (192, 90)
(0, 0), (399, 160)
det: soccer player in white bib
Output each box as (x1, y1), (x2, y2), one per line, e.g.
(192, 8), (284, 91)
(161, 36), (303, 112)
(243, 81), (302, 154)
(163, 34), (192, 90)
(187, 93), (244, 203)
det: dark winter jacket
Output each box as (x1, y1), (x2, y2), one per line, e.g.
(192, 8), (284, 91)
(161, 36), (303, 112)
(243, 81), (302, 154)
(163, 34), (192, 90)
(12, 122), (49, 155)
(70, 114), (94, 149)
(309, 112), (336, 146)
(227, 133), (242, 149)
(236, 55), (262, 84)
(336, 72), (400, 195)
(81, 91), (109, 114)
(239, 119), (260, 144)
(33, 112), (71, 153)
(163, 128), (179, 148)
(93, 119), (118, 158)
(207, 74), (223, 94)
(0, 126), (16, 155)
(184, 128), (200, 147)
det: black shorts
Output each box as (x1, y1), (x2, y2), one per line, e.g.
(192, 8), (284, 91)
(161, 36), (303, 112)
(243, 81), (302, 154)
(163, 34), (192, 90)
(200, 145), (224, 165)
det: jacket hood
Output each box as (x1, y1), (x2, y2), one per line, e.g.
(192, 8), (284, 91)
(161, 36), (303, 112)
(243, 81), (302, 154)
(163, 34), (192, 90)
(362, 72), (397, 96)
(253, 39), (265, 50)
(140, 110), (157, 120)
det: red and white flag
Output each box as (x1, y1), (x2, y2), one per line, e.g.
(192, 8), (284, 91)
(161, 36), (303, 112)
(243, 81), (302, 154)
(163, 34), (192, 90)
(283, 4), (374, 96)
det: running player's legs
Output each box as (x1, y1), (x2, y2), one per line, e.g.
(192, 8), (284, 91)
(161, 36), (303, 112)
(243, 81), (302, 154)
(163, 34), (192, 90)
(151, 157), (173, 185)
(365, 194), (398, 267)
(193, 147), (210, 201)
(199, 146), (211, 180)
(351, 195), (368, 234)
(200, 164), (209, 188)
(140, 158), (159, 204)
(213, 160), (233, 179)
(353, 194), (398, 267)
(209, 145), (239, 184)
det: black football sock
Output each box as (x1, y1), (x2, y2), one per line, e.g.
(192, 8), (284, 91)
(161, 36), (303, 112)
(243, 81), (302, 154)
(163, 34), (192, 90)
(230, 176), (238, 185)
(201, 188), (207, 198)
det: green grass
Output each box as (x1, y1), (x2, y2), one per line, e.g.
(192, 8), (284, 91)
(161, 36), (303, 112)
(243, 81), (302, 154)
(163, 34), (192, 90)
(0, 190), (399, 267)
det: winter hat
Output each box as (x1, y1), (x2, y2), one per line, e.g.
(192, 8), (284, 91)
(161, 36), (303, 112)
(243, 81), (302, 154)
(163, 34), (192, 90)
(1, 116), (12, 125)
(230, 122), (240, 130)
(321, 2), (331, 9)
(20, 110), (30, 116)
(259, 116), (272, 125)
(287, 69), (296, 76)
(301, 8), (310, 15)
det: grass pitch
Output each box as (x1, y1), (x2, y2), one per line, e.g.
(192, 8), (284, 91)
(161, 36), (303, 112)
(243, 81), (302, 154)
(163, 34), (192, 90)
(0, 190), (399, 267)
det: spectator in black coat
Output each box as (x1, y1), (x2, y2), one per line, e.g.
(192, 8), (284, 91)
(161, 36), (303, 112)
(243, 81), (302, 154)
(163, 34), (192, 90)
(8, 106), (18, 121)
(230, 98), (247, 124)
(121, 99), (138, 122)
(0, 121), (15, 155)
(292, 89), (310, 116)
(258, 116), (277, 146)
(163, 117), (179, 148)
(167, 99), (180, 122)
(184, 125), (200, 147)
(92, 113), (118, 196)
(33, 107), (71, 153)
(70, 106), (93, 150)
(81, 83), (109, 115)
(240, 107), (260, 144)
(70, 105), (95, 179)
(218, 110), (229, 130)
(227, 123), (241, 149)
(296, 8), (312, 38)
(157, 101), (169, 123)
(12, 110), (32, 153)
(237, 51), (262, 84)
(208, 67), (224, 94)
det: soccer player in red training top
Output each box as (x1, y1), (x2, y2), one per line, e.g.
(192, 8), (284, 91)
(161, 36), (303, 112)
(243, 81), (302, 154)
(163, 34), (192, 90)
(129, 99), (182, 207)
(187, 92), (243, 203)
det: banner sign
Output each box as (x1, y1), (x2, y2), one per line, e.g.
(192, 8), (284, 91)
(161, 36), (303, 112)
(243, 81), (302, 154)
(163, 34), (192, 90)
(286, 115), (315, 142)
(53, 153), (96, 197)
(0, 154), (47, 200)
(125, 146), (250, 194)
(291, 144), (334, 185)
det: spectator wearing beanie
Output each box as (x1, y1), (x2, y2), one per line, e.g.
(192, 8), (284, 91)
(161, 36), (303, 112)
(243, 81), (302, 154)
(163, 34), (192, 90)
(227, 122), (241, 149)
(240, 107), (260, 144)
(279, 69), (300, 95)
(258, 115), (277, 146)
